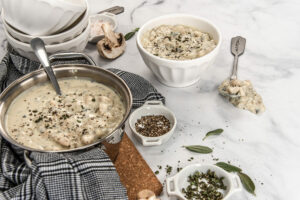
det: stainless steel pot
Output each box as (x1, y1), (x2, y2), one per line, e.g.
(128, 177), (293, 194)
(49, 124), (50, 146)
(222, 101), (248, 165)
(0, 53), (132, 162)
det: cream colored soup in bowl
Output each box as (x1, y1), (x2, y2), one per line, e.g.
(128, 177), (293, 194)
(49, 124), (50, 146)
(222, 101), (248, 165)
(5, 78), (125, 151)
(141, 24), (216, 60)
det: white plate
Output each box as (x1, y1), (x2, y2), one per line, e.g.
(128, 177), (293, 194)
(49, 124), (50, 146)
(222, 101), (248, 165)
(2, 0), (87, 36)
(5, 20), (91, 61)
(1, 6), (89, 45)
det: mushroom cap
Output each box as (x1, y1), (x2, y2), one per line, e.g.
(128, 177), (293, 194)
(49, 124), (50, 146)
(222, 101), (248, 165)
(97, 33), (126, 59)
(137, 189), (159, 200)
(97, 23), (126, 59)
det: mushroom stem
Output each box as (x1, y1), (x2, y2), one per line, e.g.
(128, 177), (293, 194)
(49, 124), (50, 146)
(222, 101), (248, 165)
(101, 23), (119, 47)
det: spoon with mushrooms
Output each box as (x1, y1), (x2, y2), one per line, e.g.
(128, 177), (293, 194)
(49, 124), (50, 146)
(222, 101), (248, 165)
(218, 36), (266, 114)
(218, 36), (246, 98)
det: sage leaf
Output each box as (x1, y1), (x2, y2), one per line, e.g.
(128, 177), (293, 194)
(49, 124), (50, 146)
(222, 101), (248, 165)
(238, 172), (256, 196)
(184, 145), (213, 154)
(215, 162), (242, 173)
(202, 129), (223, 140)
(124, 28), (139, 40)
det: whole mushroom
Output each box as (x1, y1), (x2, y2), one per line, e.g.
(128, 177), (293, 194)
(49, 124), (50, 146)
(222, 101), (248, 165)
(97, 23), (126, 59)
(137, 189), (160, 200)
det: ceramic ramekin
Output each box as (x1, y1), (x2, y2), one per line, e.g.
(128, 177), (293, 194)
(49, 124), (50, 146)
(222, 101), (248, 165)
(166, 164), (242, 200)
(137, 14), (222, 87)
(129, 101), (177, 146)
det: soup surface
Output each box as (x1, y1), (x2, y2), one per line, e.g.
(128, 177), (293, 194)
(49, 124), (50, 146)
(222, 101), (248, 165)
(141, 24), (216, 60)
(5, 78), (125, 151)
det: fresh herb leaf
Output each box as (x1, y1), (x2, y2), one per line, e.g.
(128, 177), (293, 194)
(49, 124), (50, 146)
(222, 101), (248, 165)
(184, 145), (213, 154)
(203, 129), (223, 140)
(124, 28), (139, 40)
(238, 172), (256, 196)
(216, 162), (256, 196)
(215, 162), (242, 173)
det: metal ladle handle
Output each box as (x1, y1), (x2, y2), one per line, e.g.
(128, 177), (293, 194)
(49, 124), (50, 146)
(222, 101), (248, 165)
(30, 38), (61, 95)
(230, 36), (246, 80)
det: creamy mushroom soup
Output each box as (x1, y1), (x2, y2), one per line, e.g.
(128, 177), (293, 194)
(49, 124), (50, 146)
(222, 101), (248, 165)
(141, 24), (216, 60)
(218, 79), (265, 114)
(5, 78), (125, 151)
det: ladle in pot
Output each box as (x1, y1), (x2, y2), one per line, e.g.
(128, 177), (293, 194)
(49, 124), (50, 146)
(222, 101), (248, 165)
(30, 38), (61, 95)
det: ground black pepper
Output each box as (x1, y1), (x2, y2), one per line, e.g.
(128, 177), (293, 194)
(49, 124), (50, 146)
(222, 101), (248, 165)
(135, 115), (171, 137)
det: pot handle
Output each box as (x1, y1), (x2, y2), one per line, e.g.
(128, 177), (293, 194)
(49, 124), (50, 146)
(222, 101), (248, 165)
(143, 100), (164, 106)
(231, 174), (243, 192)
(47, 52), (96, 66)
(142, 138), (162, 146)
(23, 150), (33, 169)
(166, 176), (183, 198)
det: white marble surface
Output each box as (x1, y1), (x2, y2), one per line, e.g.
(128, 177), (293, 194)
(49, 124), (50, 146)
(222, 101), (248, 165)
(1, 0), (300, 199)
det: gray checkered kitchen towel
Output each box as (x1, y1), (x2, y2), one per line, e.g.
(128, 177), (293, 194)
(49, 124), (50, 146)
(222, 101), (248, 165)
(0, 49), (165, 200)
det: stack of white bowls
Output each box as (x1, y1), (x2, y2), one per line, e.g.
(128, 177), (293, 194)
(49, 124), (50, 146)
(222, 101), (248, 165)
(1, 0), (90, 61)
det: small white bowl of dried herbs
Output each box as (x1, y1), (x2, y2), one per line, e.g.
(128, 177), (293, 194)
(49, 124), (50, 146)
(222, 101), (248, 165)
(129, 100), (176, 146)
(166, 164), (242, 200)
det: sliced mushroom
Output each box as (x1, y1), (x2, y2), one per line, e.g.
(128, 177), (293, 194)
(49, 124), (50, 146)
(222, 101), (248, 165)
(137, 189), (160, 200)
(97, 23), (126, 59)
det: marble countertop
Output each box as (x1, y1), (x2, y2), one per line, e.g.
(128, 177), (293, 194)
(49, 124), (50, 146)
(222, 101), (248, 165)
(1, 0), (300, 199)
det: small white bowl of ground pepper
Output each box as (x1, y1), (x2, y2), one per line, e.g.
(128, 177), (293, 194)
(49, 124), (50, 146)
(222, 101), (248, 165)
(129, 100), (177, 146)
(166, 164), (242, 200)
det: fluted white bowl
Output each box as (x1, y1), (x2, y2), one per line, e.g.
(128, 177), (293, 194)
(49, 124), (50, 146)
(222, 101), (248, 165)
(1, 5), (89, 45)
(137, 14), (222, 87)
(4, 20), (91, 61)
(2, 0), (87, 36)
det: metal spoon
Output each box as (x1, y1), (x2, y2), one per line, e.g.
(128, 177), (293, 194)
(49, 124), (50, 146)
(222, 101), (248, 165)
(98, 6), (124, 15)
(219, 36), (246, 98)
(30, 38), (61, 95)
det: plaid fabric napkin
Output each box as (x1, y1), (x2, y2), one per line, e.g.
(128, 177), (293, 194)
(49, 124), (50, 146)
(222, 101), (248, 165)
(0, 48), (165, 200)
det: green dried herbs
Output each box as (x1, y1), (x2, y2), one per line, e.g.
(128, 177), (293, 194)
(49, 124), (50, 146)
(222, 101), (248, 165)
(165, 165), (172, 175)
(215, 162), (256, 196)
(182, 170), (227, 200)
(203, 129), (223, 140)
(124, 28), (139, 40)
(184, 145), (213, 154)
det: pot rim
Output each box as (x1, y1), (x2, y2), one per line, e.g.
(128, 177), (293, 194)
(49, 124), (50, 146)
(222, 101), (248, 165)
(0, 64), (133, 153)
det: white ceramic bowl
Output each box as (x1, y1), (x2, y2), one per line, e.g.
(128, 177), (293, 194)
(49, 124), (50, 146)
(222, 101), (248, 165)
(129, 101), (177, 146)
(88, 12), (118, 43)
(136, 14), (222, 87)
(2, 0), (87, 36)
(1, 6), (89, 45)
(4, 20), (91, 61)
(166, 164), (242, 200)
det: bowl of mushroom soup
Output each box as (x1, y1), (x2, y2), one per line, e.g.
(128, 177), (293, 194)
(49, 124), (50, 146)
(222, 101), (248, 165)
(137, 14), (222, 87)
